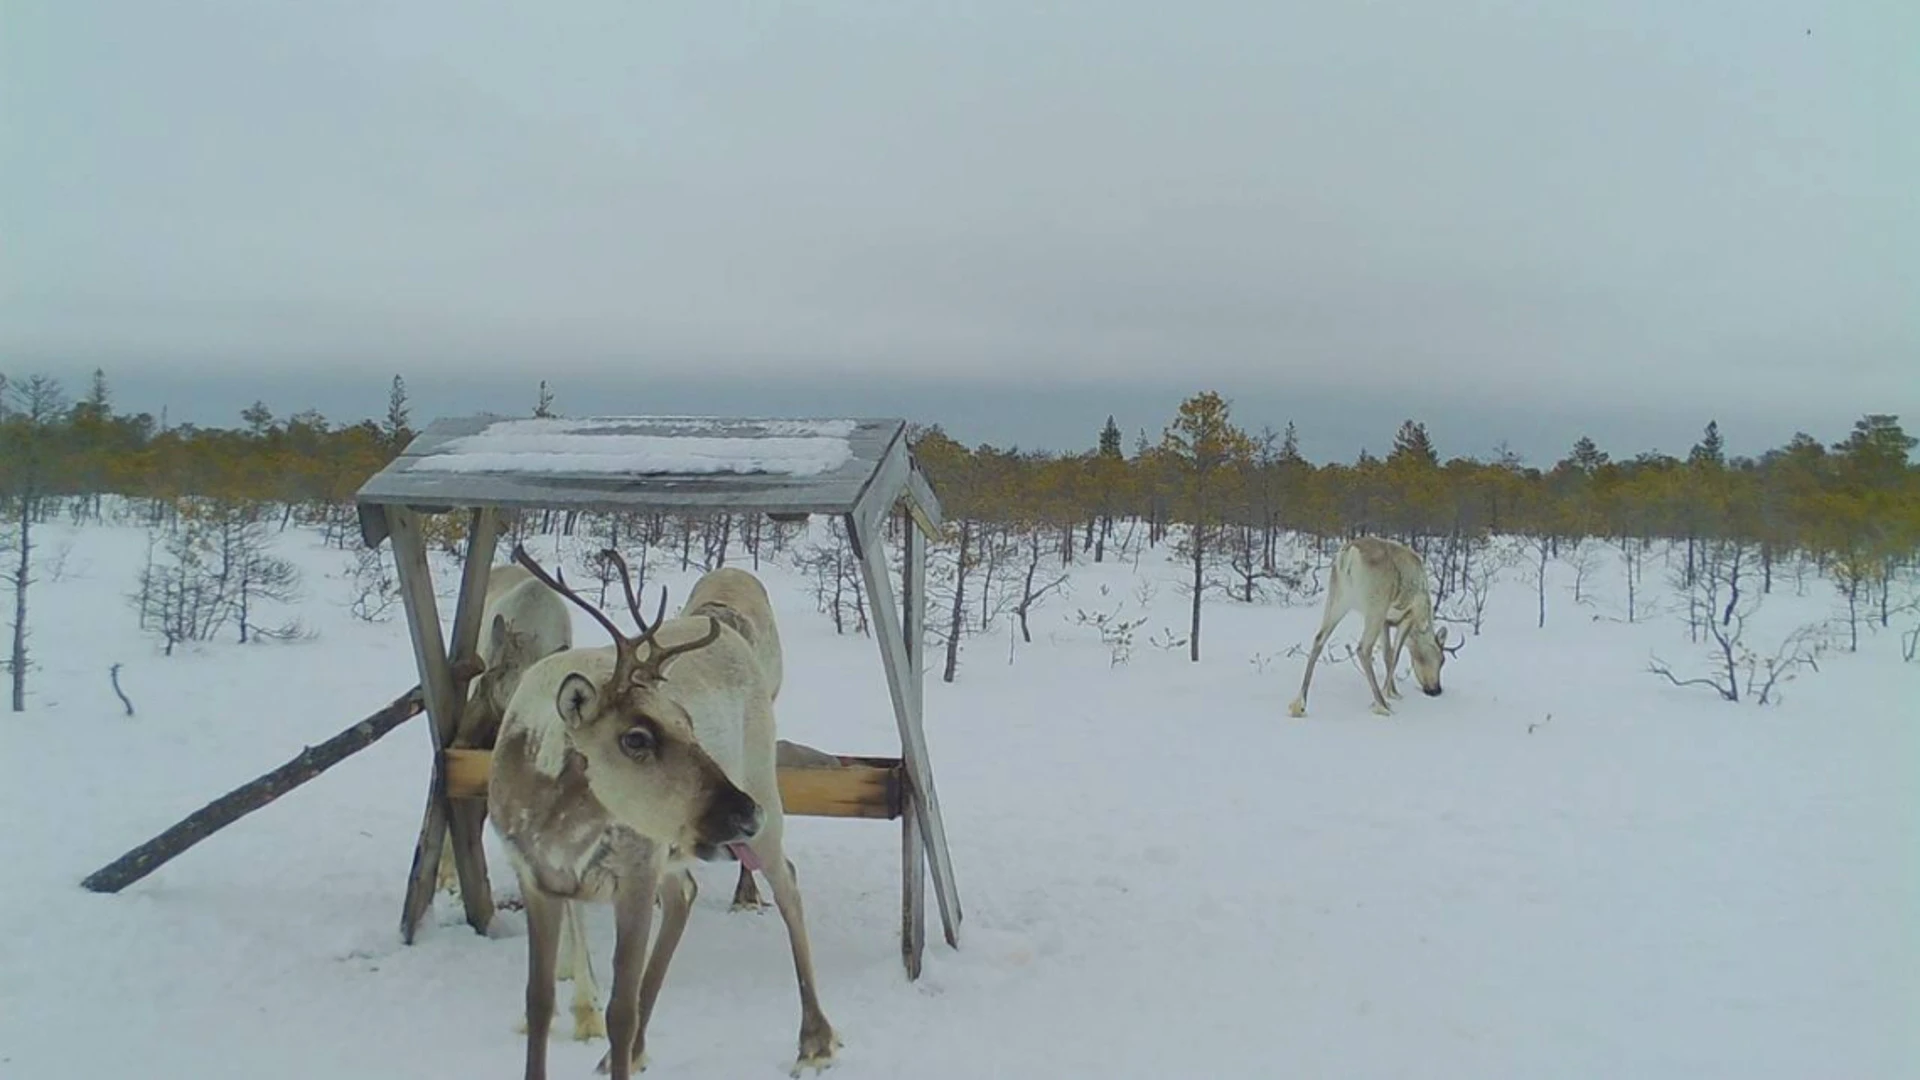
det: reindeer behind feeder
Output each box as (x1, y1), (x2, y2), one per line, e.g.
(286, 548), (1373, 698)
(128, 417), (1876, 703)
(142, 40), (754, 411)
(1289, 536), (1463, 717)
(488, 545), (836, 1080)
(433, 562), (573, 895)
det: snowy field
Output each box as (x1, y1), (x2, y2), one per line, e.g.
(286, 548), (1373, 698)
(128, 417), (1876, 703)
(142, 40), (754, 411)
(2, 517), (1915, 1080)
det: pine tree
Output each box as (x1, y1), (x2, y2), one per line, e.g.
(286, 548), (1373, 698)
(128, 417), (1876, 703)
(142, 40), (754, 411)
(1162, 391), (1254, 662)
(73, 368), (111, 424)
(1832, 414), (1913, 489)
(1098, 415), (1123, 459)
(241, 401), (275, 437)
(1279, 420), (1301, 462)
(534, 380), (556, 418)
(1566, 435), (1609, 473)
(385, 375), (412, 449)
(1689, 420), (1725, 468)
(1389, 419), (1439, 468)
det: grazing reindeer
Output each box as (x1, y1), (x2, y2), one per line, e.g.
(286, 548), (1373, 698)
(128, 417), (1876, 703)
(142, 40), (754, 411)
(489, 547), (837, 1080)
(1288, 537), (1462, 717)
(435, 563), (573, 896)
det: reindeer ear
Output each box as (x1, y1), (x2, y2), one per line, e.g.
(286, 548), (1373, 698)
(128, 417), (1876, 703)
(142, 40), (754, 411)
(555, 673), (599, 728)
(486, 614), (511, 659)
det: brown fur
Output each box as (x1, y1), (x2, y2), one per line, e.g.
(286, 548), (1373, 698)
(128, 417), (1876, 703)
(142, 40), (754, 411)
(487, 551), (836, 1080)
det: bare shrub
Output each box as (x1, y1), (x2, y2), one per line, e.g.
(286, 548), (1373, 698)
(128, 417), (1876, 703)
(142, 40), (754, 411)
(1070, 586), (1151, 667)
(794, 519), (868, 637)
(1564, 537), (1604, 608)
(345, 546), (402, 623)
(1443, 539), (1510, 635)
(1648, 540), (1827, 704)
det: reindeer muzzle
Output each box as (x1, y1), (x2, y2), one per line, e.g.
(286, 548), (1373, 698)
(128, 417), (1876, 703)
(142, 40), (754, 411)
(694, 787), (764, 865)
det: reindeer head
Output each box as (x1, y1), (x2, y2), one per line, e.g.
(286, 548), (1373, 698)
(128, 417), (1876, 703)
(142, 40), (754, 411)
(511, 544), (764, 862)
(472, 615), (539, 714)
(1405, 622), (1463, 696)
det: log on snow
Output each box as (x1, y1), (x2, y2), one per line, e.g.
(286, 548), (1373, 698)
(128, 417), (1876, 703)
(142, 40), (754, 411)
(79, 679), (446, 894)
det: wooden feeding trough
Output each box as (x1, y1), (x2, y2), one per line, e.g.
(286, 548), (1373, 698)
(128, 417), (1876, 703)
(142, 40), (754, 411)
(351, 414), (960, 979)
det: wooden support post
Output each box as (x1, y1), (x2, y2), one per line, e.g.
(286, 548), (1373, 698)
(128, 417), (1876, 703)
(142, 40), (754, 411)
(389, 506), (500, 943)
(899, 502), (929, 978)
(849, 509), (960, 976)
(443, 509), (501, 930)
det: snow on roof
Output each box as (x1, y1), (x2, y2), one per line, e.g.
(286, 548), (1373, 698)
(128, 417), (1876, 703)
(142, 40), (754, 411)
(353, 415), (944, 548)
(407, 416), (859, 477)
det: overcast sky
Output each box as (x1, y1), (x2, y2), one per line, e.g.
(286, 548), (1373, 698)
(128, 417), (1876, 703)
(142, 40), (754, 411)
(4, 1), (1914, 462)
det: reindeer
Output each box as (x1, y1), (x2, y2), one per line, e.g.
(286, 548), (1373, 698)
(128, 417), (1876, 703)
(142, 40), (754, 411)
(489, 547), (837, 1080)
(1288, 536), (1461, 717)
(435, 562), (573, 897)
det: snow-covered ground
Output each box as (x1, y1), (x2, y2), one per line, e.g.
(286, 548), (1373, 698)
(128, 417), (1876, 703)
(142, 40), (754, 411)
(3, 519), (1914, 1079)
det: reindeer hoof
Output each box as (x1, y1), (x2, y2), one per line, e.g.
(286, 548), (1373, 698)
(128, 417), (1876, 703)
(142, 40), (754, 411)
(790, 1028), (841, 1076)
(595, 1046), (647, 1074)
(571, 1002), (607, 1042)
(1287, 699), (1307, 718)
(1370, 703), (1394, 718)
(1386, 686), (1402, 700)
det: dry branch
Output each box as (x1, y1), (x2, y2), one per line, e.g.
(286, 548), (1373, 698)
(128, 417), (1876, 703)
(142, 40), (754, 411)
(1646, 656), (1734, 700)
(77, 666), (475, 894)
(109, 662), (134, 716)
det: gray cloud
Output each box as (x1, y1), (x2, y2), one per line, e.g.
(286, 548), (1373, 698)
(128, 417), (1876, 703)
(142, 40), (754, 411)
(4, 0), (1914, 448)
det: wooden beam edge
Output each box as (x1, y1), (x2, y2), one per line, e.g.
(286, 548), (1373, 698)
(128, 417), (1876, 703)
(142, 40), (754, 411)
(442, 749), (904, 821)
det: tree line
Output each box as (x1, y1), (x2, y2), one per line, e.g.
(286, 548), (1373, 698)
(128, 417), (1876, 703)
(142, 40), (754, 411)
(4, 369), (1916, 703)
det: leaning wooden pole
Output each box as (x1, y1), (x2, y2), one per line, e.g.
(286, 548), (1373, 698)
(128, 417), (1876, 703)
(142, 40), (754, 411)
(78, 670), (472, 895)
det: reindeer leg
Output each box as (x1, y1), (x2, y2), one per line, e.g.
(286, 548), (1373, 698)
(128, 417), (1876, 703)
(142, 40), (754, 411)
(1357, 616), (1393, 717)
(564, 901), (606, 1041)
(631, 870), (697, 1048)
(1289, 594), (1348, 718)
(754, 834), (839, 1075)
(1382, 623), (1404, 699)
(730, 865), (767, 912)
(518, 885), (566, 1080)
(597, 860), (661, 1080)
(552, 900), (576, 981)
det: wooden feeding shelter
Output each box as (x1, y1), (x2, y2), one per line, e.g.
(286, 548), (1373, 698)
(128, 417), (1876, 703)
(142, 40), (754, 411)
(352, 414), (960, 979)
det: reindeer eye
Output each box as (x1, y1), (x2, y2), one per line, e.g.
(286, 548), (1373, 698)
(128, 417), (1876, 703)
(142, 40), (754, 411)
(618, 727), (656, 757)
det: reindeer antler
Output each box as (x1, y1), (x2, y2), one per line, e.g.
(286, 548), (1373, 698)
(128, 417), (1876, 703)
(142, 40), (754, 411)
(513, 544), (720, 687)
(513, 543), (632, 647)
(599, 548), (666, 640)
(629, 616), (723, 684)
(1442, 635), (1465, 657)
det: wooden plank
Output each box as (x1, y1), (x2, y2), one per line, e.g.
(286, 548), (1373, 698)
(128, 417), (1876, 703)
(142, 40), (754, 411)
(444, 747), (491, 798)
(901, 781), (927, 980)
(354, 415), (908, 523)
(849, 512), (962, 952)
(777, 764), (900, 819)
(899, 501), (929, 978)
(386, 506), (457, 945)
(904, 461), (945, 534)
(442, 509), (501, 933)
(850, 432), (911, 542)
(81, 683), (431, 894)
(390, 507), (499, 942)
(902, 503), (927, 727)
(442, 749), (902, 819)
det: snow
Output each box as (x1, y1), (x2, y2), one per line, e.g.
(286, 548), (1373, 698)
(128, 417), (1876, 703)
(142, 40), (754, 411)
(4, 519), (1915, 1080)
(409, 418), (858, 477)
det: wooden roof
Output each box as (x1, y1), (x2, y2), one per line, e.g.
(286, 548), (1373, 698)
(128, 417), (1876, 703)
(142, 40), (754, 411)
(355, 414), (943, 548)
